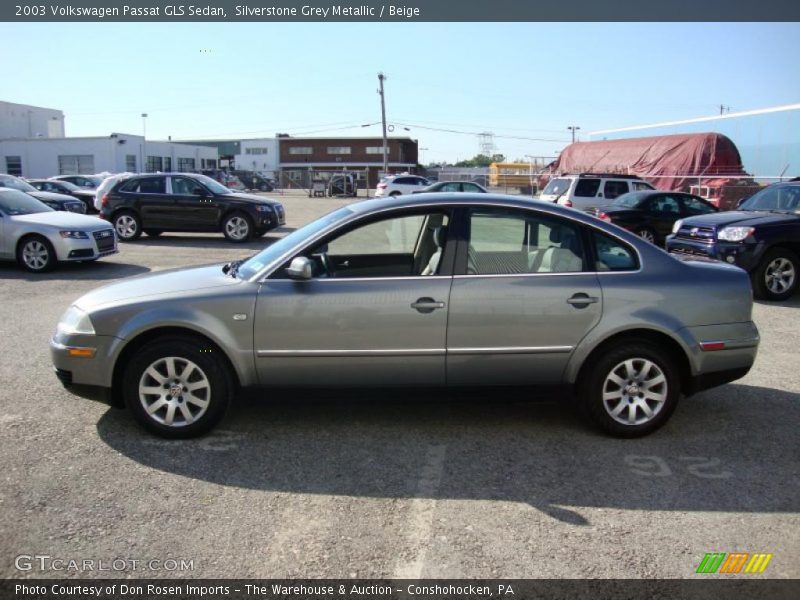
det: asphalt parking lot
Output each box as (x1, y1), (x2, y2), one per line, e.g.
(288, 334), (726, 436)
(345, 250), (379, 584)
(0, 191), (798, 579)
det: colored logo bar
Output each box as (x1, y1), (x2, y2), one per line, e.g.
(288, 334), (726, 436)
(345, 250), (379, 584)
(696, 552), (773, 574)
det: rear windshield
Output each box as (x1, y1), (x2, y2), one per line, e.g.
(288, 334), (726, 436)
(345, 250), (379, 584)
(542, 178), (571, 195)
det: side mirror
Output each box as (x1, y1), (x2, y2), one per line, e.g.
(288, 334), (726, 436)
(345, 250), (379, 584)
(286, 256), (313, 281)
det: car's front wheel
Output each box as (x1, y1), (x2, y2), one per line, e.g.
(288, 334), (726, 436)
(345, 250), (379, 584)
(222, 212), (254, 242)
(123, 336), (233, 438)
(113, 210), (142, 241)
(753, 247), (798, 301)
(580, 341), (680, 437)
(17, 235), (56, 273)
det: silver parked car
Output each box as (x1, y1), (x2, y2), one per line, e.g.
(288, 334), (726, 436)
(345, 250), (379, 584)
(0, 189), (117, 272)
(51, 194), (759, 438)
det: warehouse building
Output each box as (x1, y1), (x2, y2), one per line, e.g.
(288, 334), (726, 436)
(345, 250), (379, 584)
(0, 100), (65, 139)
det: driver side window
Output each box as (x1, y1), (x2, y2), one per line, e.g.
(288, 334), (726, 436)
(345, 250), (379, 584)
(282, 212), (450, 279)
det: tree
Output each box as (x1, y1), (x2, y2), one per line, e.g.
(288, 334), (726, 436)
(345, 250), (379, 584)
(454, 153), (505, 168)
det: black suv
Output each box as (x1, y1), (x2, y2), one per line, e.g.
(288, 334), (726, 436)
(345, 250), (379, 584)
(100, 173), (285, 243)
(666, 182), (800, 301)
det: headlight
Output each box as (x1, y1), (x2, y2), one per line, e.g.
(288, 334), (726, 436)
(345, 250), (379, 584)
(57, 306), (95, 335)
(59, 230), (89, 239)
(671, 219), (684, 234)
(718, 226), (755, 242)
(255, 205), (273, 213)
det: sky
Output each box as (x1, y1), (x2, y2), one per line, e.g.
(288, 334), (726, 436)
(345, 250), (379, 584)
(2, 22), (799, 164)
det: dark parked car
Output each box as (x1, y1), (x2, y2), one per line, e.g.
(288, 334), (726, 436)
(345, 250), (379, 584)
(667, 182), (800, 301)
(50, 174), (104, 189)
(53, 194), (758, 439)
(100, 172), (285, 242)
(594, 191), (717, 245)
(413, 181), (489, 194)
(0, 174), (86, 214)
(27, 179), (97, 213)
(232, 170), (275, 192)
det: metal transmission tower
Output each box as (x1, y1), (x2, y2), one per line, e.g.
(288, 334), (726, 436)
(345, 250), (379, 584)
(478, 132), (496, 157)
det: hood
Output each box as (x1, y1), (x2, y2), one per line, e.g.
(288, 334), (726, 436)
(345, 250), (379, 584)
(680, 210), (798, 228)
(29, 190), (79, 203)
(13, 211), (111, 229)
(69, 189), (96, 198)
(74, 264), (241, 310)
(226, 192), (281, 206)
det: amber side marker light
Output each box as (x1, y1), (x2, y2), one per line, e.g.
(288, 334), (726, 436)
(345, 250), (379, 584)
(67, 347), (96, 358)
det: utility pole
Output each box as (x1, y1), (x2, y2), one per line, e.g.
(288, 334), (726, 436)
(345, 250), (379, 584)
(378, 72), (388, 176)
(141, 113), (148, 172)
(719, 104), (730, 115)
(567, 125), (580, 143)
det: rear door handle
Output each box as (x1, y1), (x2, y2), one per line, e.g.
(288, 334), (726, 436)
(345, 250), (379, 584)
(566, 293), (599, 307)
(411, 297), (446, 314)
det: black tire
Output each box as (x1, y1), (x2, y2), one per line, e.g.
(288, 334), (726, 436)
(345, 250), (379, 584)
(752, 247), (799, 301)
(221, 211), (254, 243)
(579, 341), (680, 438)
(144, 230), (162, 237)
(635, 227), (657, 244)
(113, 210), (142, 241)
(17, 235), (57, 273)
(259, 183), (268, 192)
(123, 336), (234, 438)
(81, 198), (96, 214)
(389, 191), (402, 197)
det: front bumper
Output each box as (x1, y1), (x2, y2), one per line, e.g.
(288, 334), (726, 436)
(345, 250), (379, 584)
(50, 333), (119, 404)
(666, 235), (764, 273)
(54, 230), (118, 262)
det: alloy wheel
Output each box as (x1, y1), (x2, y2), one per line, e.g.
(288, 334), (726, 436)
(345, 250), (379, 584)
(638, 229), (656, 243)
(225, 216), (250, 240)
(765, 257), (796, 295)
(138, 357), (211, 427)
(602, 358), (667, 426)
(115, 215), (138, 239)
(21, 240), (50, 271)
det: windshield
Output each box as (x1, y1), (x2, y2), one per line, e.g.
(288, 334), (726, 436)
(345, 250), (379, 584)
(0, 189), (53, 215)
(55, 180), (81, 192)
(542, 178), (571, 195)
(237, 206), (354, 279)
(612, 192), (646, 208)
(194, 174), (233, 195)
(0, 175), (37, 193)
(739, 185), (800, 213)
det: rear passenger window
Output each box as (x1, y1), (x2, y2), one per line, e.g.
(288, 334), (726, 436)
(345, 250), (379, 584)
(467, 210), (585, 275)
(121, 177), (165, 194)
(593, 231), (638, 272)
(574, 179), (601, 197)
(603, 180), (629, 199)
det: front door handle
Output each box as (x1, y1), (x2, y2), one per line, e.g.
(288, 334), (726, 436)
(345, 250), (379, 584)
(566, 293), (599, 308)
(411, 297), (446, 314)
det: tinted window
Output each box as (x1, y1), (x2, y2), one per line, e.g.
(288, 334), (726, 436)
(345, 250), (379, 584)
(593, 231), (637, 272)
(740, 185), (800, 212)
(612, 192), (646, 208)
(603, 180), (629, 199)
(440, 182), (460, 192)
(171, 177), (206, 195)
(393, 177), (413, 185)
(649, 195), (681, 214)
(681, 195), (715, 215)
(123, 177), (166, 194)
(575, 178), (601, 197)
(467, 209), (584, 274)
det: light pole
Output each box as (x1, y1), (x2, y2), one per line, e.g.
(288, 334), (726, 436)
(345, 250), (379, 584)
(377, 73), (388, 176)
(141, 113), (148, 172)
(419, 147), (429, 165)
(567, 125), (580, 144)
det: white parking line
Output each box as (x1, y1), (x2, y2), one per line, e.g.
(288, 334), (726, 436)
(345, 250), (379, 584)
(393, 444), (447, 579)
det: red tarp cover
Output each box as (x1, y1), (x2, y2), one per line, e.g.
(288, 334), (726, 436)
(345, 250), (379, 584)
(547, 133), (749, 191)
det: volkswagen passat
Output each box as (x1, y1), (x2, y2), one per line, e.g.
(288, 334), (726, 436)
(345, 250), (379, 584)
(1, 189), (117, 273)
(51, 194), (759, 438)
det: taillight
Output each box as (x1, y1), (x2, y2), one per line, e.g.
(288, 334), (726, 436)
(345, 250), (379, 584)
(597, 212), (611, 221)
(101, 194), (109, 207)
(377, 183), (387, 189)
(564, 199), (573, 207)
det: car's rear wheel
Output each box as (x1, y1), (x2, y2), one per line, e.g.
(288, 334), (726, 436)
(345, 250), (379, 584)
(17, 235), (56, 273)
(113, 211), (142, 241)
(580, 342), (680, 437)
(222, 212), (254, 242)
(123, 336), (233, 438)
(753, 248), (798, 301)
(636, 227), (657, 244)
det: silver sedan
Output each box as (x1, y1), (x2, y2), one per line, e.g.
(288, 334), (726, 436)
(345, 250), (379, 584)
(0, 188), (117, 273)
(51, 194), (759, 438)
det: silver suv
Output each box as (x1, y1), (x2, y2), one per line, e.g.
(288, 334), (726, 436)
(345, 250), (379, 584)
(541, 173), (655, 211)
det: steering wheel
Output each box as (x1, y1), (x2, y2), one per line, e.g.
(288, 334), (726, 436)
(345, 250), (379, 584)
(319, 252), (334, 278)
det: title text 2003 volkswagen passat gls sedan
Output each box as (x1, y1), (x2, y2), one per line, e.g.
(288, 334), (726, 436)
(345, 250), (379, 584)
(51, 195), (759, 438)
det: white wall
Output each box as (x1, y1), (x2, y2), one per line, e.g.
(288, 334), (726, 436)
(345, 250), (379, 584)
(0, 134), (218, 178)
(0, 101), (65, 139)
(233, 138), (278, 176)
